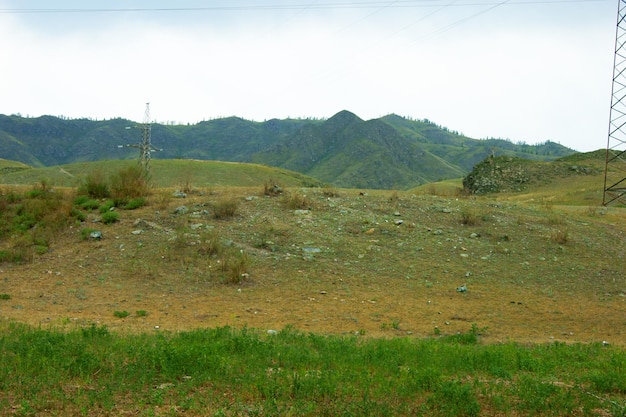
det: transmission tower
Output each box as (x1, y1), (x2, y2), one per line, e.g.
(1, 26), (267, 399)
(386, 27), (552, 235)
(124, 103), (161, 178)
(604, 0), (626, 206)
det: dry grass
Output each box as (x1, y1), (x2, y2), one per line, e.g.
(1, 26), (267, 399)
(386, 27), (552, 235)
(0, 182), (624, 345)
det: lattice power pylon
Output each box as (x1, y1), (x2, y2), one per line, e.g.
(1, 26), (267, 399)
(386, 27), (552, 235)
(125, 103), (161, 178)
(604, 0), (626, 206)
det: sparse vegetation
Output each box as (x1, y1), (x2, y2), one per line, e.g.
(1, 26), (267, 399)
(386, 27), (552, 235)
(282, 190), (311, 210)
(0, 151), (624, 416)
(263, 178), (283, 196)
(211, 197), (239, 219)
(101, 211), (119, 224)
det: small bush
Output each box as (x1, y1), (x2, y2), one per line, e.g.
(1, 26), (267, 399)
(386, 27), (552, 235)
(80, 169), (110, 198)
(263, 179), (283, 196)
(0, 293), (11, 300)
(135, 310), (148, 317)
(550, 229), (568, 245)
(282, 192), (310, 210)
(460, 208), (481, 226)
(80, 228), (99, 241)
(101, 211), (120, 224)
(79, 199), (101, 211)
(124, 197), (146, 210)
(220, 251), (250, 285)
(99, 200), (116, 213)
(113, 311), (130, 318)
(197, 232), (223, 257)
(109, 166), (149, 203)
(212, 198), (239, 219)
(70, 207), (87, 222)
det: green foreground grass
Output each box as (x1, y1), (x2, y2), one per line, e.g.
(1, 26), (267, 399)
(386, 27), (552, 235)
(1, 323), (625, 416)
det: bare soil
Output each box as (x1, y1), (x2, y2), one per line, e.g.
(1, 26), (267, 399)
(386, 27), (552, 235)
(1, 187), (625, 345)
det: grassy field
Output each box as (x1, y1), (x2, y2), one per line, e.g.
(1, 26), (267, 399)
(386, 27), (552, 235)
(0, 156), (625, 415)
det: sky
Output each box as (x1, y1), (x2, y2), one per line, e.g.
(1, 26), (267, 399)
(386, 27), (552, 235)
(0, 0), (618, 152)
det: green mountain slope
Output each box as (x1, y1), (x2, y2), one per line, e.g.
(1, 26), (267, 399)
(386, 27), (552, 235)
(0, 159), (324, 189)
(0, 111), (576, 190)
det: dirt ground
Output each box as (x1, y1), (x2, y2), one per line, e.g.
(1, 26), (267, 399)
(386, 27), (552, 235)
(1, 190), (625, 346)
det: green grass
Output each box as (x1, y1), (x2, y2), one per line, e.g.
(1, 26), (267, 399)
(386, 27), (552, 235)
(0, 159), (325, 189)
(0, 322), (623, 416)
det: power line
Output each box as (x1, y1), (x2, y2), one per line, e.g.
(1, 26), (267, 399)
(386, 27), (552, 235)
(0, 0), (609, 14)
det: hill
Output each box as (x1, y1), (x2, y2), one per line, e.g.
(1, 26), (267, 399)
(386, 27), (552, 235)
(0, 159), (325, 189)
(0, 112), (575, 189)
(0, 150), (625, 415)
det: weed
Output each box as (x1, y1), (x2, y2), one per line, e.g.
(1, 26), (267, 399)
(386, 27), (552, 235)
(550, 229), (569, 245)
(113, 310), (130, 318)
(263, 178), (283, 196)
(79, 169), (110, 198)
(0, 293), (11, 300)
(197, 231), (223, 257)
(80, 228), (99, 241)
(211, 198), (239, 219)
(321, 186), (340, 197)
(109, 166), (149, 203)
(124, 197), (146, 210)
(136, 310), (148, 317)
(101, 211), (120, 224)
(282, 191), (310, 210)
(427, 380), (481, 417)
(460, 207), (481, 226)
(220, 251), (250, 285)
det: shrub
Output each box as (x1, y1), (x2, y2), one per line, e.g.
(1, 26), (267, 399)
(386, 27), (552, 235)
(99, 200), (116, 213)
(80, 228), (99, 241)
(460, 208), (481, 226)
(263, 179), (283, 196)
(109, 166), (148, 203)
(80, 169), (110, 198)
(113, 311), (130, 318)
(79, 199), (101, 211)
(550, 229), (568, 245)
(282, 192), (310, 210)
(220, 251), (250, 285)
(124, 197), (146, 210)
(0, 293), (11, 300)
(101, 211), (120, 224)
(212, 198), (239, 219)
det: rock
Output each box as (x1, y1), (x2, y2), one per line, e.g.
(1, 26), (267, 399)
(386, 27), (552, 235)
(294, 209), (310, 215)
(394, 219), (404, 225)
(131, 230), (142, 235)
(302, 247), (321, 253)
(174, 206), (189, 215)
(456, 284), (467, 293)
(89, 231), (102, 240)
(173, 191), (187, 198)
(470, 233), (480, 239)
(133, 219), (163, 230)
(267, 329), (278, 335)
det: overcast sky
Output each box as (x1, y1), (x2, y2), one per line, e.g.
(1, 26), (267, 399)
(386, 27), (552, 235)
(0, 0), (617, 151)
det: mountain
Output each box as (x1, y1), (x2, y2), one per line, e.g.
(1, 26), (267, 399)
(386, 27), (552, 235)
(0, 112), (575, 189)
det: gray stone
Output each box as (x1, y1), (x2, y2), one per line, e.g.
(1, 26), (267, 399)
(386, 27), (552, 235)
(173, 191), (187, 198)
(302, 247), (321, 253)
(89, 231), (102, 240)
(174, 206), (189, 215)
